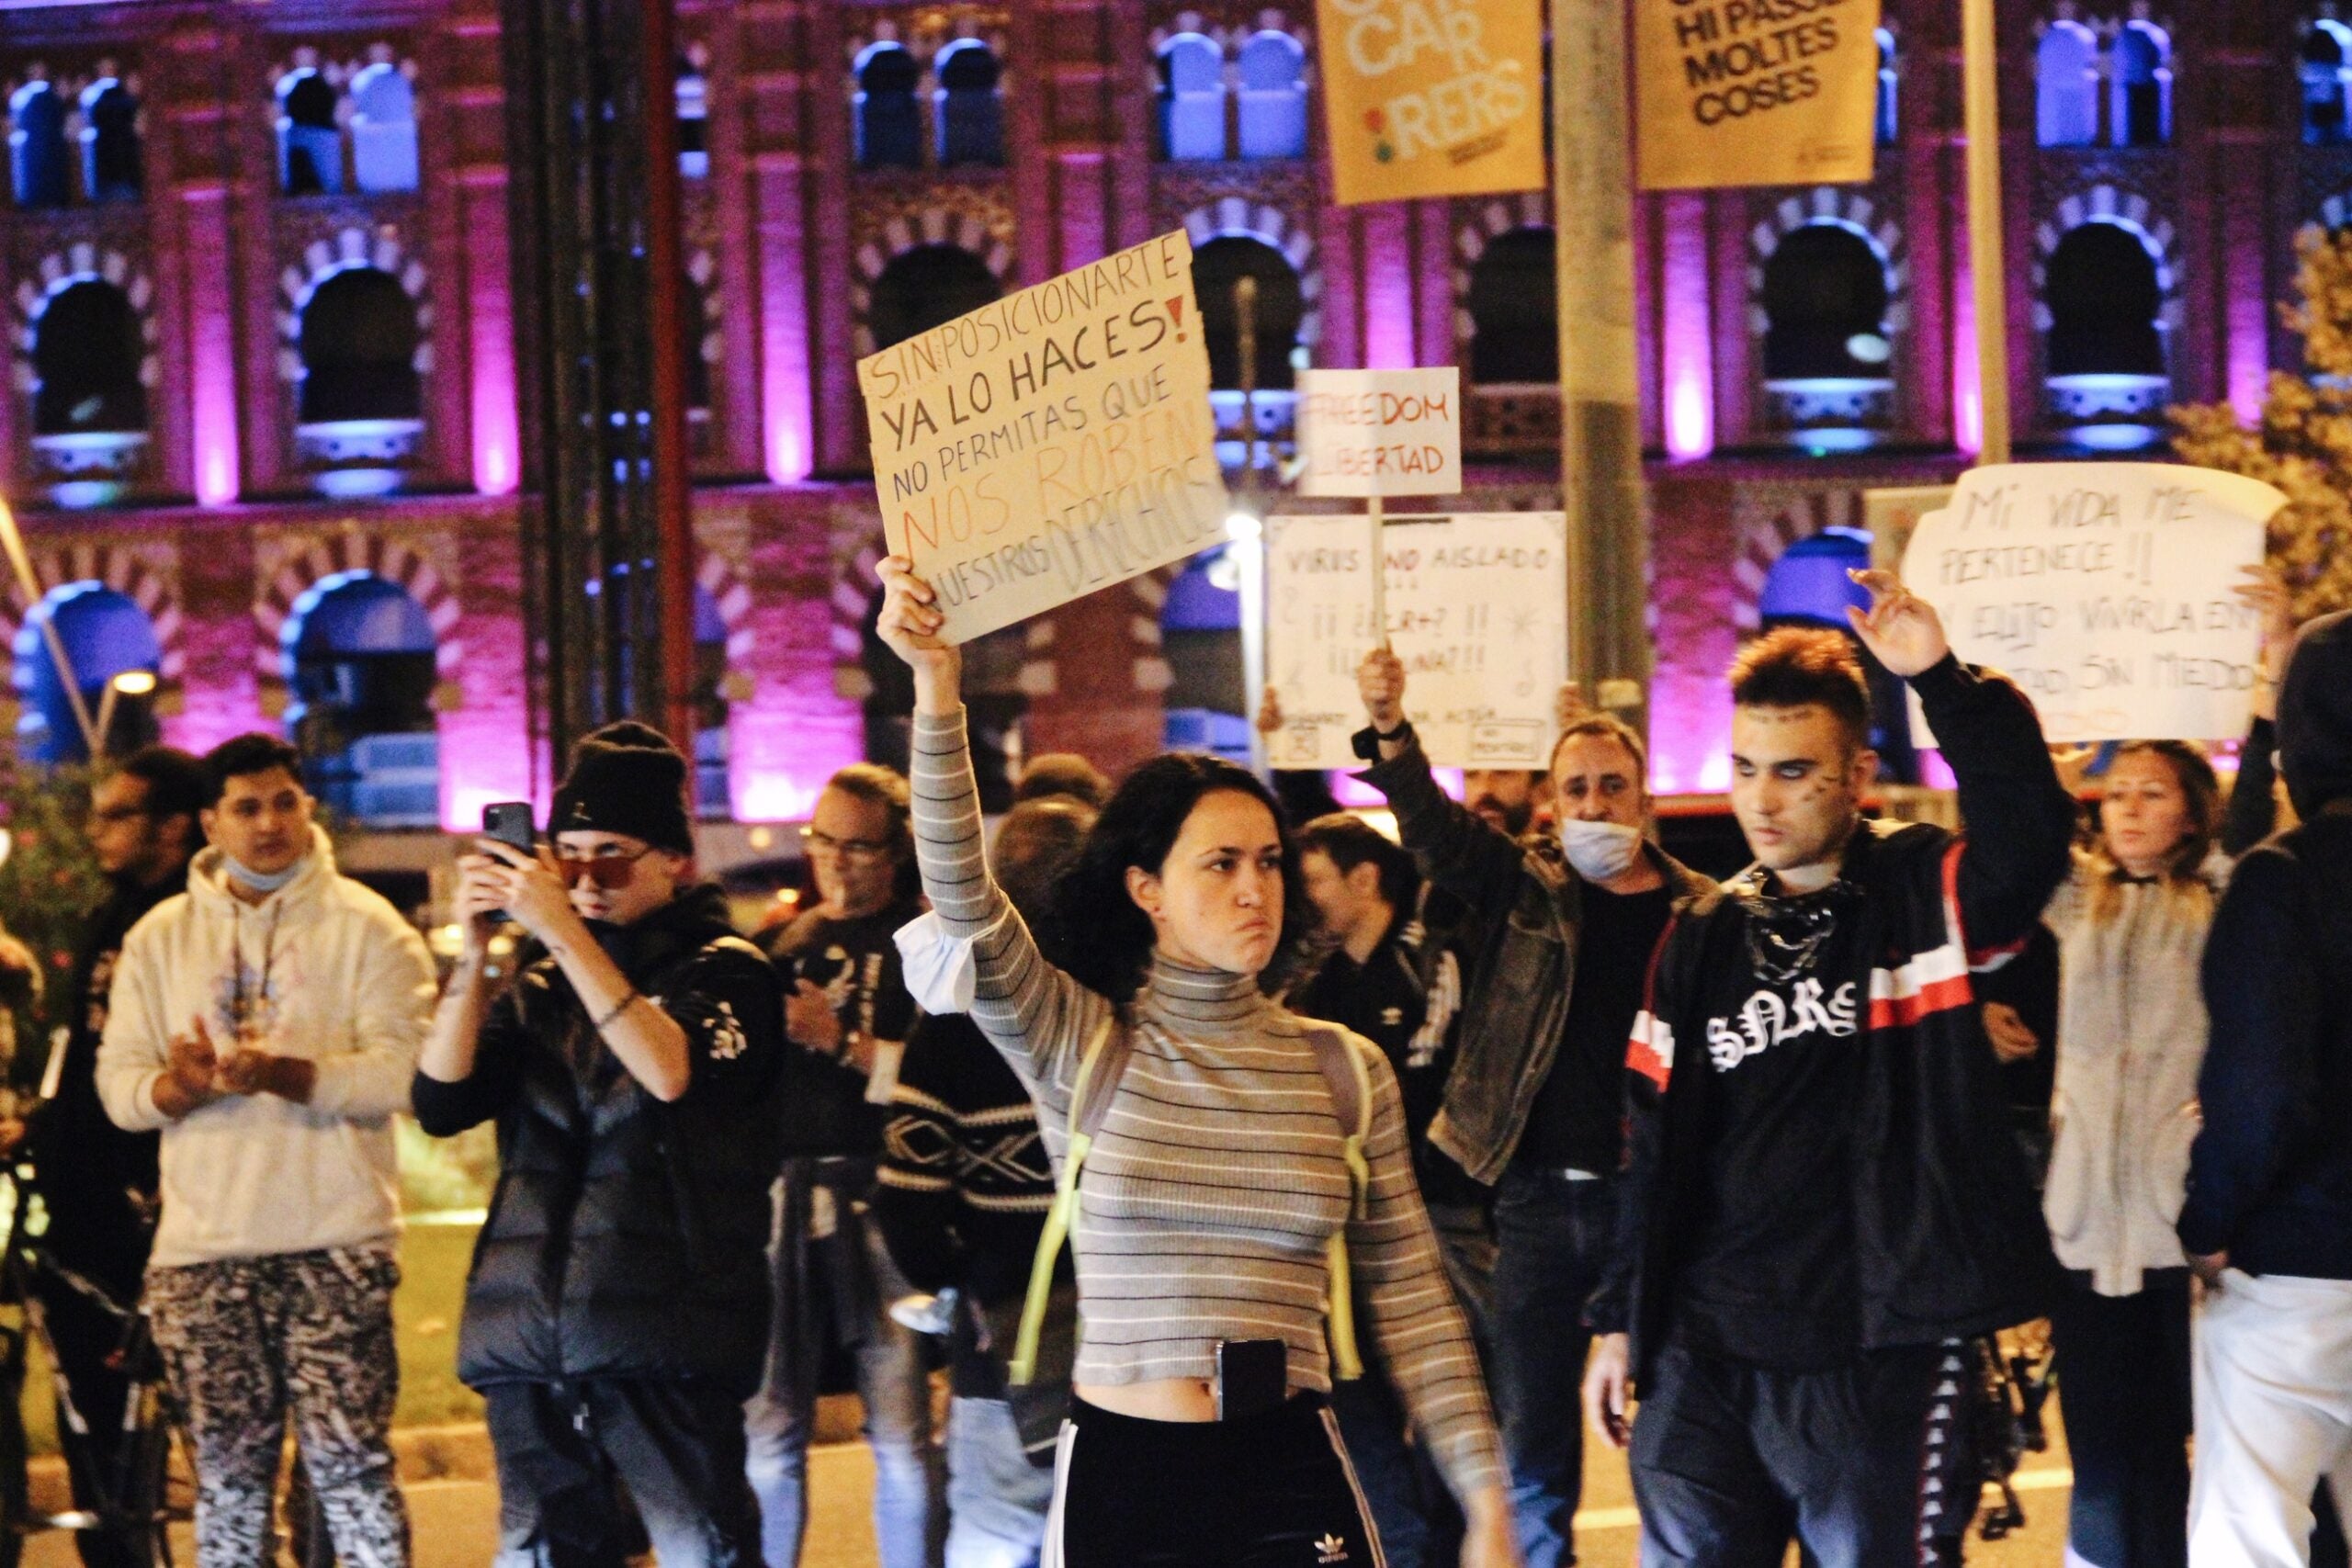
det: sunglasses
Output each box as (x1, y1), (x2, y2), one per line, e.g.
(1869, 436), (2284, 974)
(553, 843), (657, 889)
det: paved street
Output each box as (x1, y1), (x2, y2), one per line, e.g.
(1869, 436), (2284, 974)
(23, 1429), (2083, 1567)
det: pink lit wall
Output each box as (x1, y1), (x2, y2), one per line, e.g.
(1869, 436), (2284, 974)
(1360, 206), (1416, 369)
(437, 512), (537, 829)
(729, 488), (861, 819)
(1660, 193), (1714, 460)
(464, 172), (520, 497)
(2225, 183), (2270, 425)
(1951, 266), (1984, 457)
(183, 186), (241, 505)
(756, 155), (815, 483)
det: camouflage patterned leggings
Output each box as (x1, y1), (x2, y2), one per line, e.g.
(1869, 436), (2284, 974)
(146, 1242), (411, 1568)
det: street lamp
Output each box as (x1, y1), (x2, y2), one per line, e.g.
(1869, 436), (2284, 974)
(94, 668), (156, 759)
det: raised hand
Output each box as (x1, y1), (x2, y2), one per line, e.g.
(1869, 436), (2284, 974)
(1358, 645), (1407, 733)
(2049, 744), (2098, 797)
(875, 556), (963, 705)
(1845, 568), (1950, 680)
(1255, 686), (1284, 738)
(2237, 563), (2296, 722)
(473, 840), (579, 948)
(1555, 681), (1592, 736)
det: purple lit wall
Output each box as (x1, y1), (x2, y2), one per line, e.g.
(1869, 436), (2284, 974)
(437, 513), (537, 829)
(1660, 193), (1714, 460)
(729, 487), (860, 819)
(465, 173), (521, 497)
(1645, 473), (1740, 795)
(757, 158), (815, 483)
(184, 186), (241, 505)
(2226, 197), (2269, 424)
(1951, 266), (1984, 457)
(1361, 206), (1415, 369)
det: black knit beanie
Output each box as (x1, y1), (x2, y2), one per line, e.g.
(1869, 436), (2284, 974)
(549, 720), (695, 855)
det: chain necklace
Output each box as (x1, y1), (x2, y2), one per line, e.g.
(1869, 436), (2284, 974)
(1739, 880), (1855, 988)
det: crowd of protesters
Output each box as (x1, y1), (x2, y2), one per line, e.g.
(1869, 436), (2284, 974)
(0, 548), (2342, 1568)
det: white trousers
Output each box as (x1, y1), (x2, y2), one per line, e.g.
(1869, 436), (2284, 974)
(2189, 1269), (2352, 1567)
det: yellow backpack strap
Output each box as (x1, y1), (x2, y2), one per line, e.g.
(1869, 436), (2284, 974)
(1008, 1012), (1123, 1386)
(1303, 1026), (1374, 1382)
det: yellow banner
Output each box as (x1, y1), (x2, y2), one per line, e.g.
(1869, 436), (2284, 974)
(1634, 0), (1882, 191)
(1316, 0), (1546, 207)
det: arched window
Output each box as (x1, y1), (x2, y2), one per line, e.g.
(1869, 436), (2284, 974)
(868, 244), (1002, 354)
(1235, 30), (1307, 160)
(1193, 235), (1303, 392)
(676, 60), (708, 177)
(349, 63), (418, 194)
(15, 583), (161, 764)
(1160, 549), (1250, 764)
(934, 40), (1004, 167)
(277, 69), (344, 194)
(2036, 22), (2100, 148)
(9, 82), (71, 208)
(297, 266), (423, 427)
(79, 79), (140, 201)
(1875, 29), (1899, 146)
(1761, 222), (1892, 384)
(2307, 21), (2352, 146)
(2045, 219), (2168, 445)
(2112, 21), (2172, 147)
(1466, 227), (1558, 386)
(287, 573), (439, 827)
(1159, 33), (1227, 161)
(854, 43), (922, 170)
(31, 278), (146, 439)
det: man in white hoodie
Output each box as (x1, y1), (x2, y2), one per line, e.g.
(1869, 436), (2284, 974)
(96, 732), (434, 1568)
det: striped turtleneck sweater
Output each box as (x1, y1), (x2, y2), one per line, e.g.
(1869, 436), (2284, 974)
(910, 705), (1505, 1499)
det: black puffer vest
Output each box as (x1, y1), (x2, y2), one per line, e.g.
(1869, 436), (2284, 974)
(456, 886), (782, 1395)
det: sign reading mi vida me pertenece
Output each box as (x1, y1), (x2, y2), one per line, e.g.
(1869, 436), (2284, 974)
(1296, 368), (1463, 498)
(1316, 0), (1547, 207)
(858, 231), (1228, 646)
(1264, 512), (1568, 770)
(1901, 463), (2284, 746)
(1634, 0), (1882, 191)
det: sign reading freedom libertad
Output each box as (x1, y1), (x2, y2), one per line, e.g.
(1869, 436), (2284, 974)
(858, 231), (1229, 645)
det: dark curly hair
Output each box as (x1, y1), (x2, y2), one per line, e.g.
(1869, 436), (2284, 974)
(1048, 752), (1307, 1004)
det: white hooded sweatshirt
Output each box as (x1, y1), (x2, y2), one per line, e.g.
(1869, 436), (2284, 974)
(96, 825), (435, 1269)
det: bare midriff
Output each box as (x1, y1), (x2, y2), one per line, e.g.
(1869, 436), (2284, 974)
(1075, 1377), (1222, 1422)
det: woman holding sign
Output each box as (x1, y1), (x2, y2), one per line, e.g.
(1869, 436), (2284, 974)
(873, 555), (1518, 1568)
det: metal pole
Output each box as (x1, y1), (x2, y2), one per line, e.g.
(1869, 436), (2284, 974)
(639, 0), (698, 754)
(1962, 0), (2012, 465)
(1552, 0), (1651, 722)
(0, 499), (96, 754)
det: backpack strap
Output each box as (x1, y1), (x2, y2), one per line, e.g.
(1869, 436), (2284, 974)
(1302, 1025), (1373, 1382)
(1008, 1012), (1125, 1385)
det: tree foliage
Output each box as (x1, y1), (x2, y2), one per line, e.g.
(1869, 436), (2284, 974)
(2172, 225), (2352, 620)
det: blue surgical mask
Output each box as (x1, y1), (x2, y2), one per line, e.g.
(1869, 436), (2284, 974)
(224, 854), (303, 895)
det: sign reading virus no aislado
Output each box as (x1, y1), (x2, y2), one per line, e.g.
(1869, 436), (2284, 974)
(1634, 0), (1883, 191)
(857, 231), (1229, 646)
(1316, 0), (1547, 207)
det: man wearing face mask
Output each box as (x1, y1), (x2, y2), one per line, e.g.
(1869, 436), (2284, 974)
(1351, 666), (1713, 1568)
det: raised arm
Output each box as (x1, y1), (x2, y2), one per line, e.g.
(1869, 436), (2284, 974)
(1350, 645), (1532, 911)
(1847, 569), (2073, 952)
(880, 558), (1109, 1117)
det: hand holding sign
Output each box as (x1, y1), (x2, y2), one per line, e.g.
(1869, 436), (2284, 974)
(875, 556), (963, 715)
(1900, 462), (2285, 742)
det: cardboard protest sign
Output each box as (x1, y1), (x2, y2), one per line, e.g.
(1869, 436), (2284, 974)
(1316, 0), (1547, 206)
(1296, 368), (1463, 497)
(1634, 0), (1882, 191)
(1265, 511), (1566, 769)
(857, 231), (1229, 645)
(1900, 463), (2284, 744)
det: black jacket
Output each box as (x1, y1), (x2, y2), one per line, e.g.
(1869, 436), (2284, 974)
(28, 869), (182, 1293)
(1593, 658), (2075, 1382)
(413, 886), (786, 1395)
(2177, 808), (2352, 1279)
(1356, 739), (1714, 1185)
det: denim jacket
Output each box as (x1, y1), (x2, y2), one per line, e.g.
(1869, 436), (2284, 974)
(1354, 739), (1713, 1186)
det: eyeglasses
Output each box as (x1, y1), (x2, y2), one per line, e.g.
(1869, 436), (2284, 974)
(553, 843), (657, 889)
(800, 826), (895, 864)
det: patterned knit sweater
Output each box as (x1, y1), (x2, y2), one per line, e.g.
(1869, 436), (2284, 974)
(910, 706), (1505, 1498)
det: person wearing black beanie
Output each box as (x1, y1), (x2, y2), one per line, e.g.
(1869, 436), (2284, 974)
(414, 721), (785, 1567)
(2181, 608), (2352, 1563)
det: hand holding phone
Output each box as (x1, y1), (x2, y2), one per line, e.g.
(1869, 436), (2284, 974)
(474, 802), (536, 927)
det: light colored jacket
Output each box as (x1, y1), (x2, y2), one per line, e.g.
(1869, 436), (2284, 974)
(2041, 852), (2225, 1296)
(96, 826), (434, 1268)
